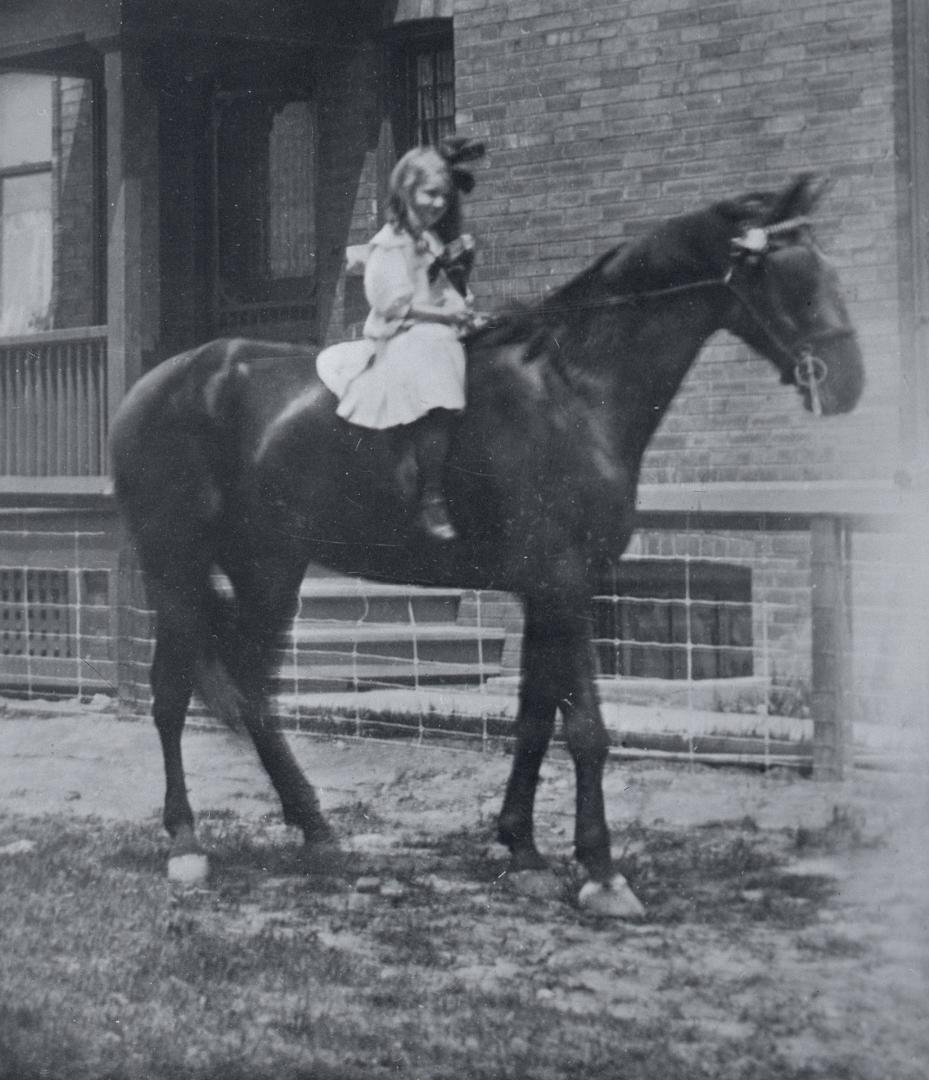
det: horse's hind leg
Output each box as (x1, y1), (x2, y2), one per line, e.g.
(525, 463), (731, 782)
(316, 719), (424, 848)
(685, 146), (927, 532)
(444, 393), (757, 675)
(151, 631), (195, 838)
(150, 630), (207, 874)
(497, 601), (561, 871)
(226, 561), (336, 853)
(245, 707), (334, 847)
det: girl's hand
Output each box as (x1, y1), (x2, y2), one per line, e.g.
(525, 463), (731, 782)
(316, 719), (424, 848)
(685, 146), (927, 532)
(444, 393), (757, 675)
(449, 310), (476, 330)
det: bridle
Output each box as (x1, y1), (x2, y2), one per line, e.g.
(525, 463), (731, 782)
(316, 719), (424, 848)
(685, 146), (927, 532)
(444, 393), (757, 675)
(496, 215), (855, 416)
(724, 215), (856, 416)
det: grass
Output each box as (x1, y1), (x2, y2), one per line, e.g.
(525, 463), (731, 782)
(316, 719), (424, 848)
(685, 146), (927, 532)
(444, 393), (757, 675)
(0, 803), (907, 1080)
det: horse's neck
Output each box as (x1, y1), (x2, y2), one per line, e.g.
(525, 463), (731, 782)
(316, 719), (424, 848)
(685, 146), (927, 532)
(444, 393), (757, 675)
(589, 285), (728, 461)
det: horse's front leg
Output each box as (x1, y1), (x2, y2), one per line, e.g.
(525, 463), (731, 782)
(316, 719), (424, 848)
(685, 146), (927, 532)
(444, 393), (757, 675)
(497, 601), (561, 871)
(560, 615), (645, 918)
(557, 619), (613, 881)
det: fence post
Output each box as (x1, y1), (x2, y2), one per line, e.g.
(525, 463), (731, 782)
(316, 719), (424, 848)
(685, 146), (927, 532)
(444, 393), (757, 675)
(810, 515), (853, 778)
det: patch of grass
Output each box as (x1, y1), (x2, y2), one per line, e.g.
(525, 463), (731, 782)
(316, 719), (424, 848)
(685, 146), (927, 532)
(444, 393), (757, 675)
(614, 820), (835, 929)
(796, 932), (869, 960)
(0, 806), (901, 1080)
(793, 804), (879, 854)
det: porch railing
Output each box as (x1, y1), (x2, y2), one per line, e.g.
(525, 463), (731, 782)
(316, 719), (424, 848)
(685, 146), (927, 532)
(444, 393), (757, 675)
(0, 327), (108, 480)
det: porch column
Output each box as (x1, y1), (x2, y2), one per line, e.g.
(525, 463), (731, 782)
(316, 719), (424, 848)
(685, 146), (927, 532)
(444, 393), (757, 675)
(103, 44), (161, 421)
(102, 44), (161, 715)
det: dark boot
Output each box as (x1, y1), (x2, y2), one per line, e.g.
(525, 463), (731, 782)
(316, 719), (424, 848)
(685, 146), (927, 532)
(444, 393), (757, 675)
(410, 409), (458, 543)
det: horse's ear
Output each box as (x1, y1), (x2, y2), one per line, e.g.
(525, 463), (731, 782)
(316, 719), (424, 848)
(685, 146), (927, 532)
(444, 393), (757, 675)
(767, 172), (828, 223)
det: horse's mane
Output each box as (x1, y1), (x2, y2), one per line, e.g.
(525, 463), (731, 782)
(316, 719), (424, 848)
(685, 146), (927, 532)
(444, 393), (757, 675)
(469, 244), (631, 352)
(467, 188), (785, 359)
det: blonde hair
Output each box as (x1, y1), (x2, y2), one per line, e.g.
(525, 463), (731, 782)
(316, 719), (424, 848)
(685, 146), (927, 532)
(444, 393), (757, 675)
(386, 146), (451, 235)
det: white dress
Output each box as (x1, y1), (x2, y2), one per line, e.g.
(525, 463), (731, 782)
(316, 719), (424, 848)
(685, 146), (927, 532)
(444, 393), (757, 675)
(316, 224), (469, 429)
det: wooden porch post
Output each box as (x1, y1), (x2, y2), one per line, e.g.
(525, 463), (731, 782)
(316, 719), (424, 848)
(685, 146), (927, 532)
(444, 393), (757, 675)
(103, 44), (161, 421)
(810, 515), (853, 779)
(102, 43), (160, 713)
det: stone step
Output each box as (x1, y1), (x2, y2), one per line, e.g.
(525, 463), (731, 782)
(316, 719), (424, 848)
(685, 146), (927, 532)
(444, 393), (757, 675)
(283, 622), (506, 668)
(273, 659), (499, 694)
(297, 579), (465, 625)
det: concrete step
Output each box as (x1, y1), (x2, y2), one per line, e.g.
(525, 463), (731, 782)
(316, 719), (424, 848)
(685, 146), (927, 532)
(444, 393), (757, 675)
(487, 674), (770, 712)
(282, 576), (507, 690)
(273, 658), (500, 694)
(282, 622), (506, 668)
(297, 579), (464, 625)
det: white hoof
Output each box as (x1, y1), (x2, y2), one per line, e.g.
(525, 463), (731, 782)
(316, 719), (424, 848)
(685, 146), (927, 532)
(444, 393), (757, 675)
(578, 875), (645, 919)
(167, 852), (209, 885)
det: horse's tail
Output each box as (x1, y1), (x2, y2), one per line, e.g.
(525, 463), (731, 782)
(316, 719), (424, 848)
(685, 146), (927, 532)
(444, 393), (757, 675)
(111, 340), (254, 729)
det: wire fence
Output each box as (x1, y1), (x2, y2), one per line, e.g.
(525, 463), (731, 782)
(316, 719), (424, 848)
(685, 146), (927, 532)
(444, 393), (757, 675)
(1, 498), (926, 774)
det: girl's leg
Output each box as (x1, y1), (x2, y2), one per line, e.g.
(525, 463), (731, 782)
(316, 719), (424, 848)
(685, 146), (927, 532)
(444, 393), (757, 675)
(410, 408), (457, 542)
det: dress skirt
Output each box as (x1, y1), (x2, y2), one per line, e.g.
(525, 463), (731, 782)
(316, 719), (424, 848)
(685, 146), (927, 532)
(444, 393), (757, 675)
(318, 322), (466, 430)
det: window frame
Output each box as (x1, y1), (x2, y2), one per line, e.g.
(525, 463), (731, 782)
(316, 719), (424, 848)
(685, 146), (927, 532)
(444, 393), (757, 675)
(0, 71), (55, 336)
(0, 68), (105, 337)
(386, 19), (455, 154)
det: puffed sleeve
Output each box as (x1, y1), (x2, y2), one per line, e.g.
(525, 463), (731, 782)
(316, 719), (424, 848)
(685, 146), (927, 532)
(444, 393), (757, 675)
(364, 242), (415, 320)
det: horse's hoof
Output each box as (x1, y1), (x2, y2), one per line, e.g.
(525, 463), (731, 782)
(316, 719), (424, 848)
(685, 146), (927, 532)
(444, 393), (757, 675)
(303, 841), (346, 875)
(506, 869), (561, 900)
(506, 846), (549, 873)
(578, 875), (645, 919)
(167, 851), (210, 885)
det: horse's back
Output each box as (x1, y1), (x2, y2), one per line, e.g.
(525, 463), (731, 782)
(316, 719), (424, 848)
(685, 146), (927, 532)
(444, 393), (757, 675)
(112, 338), (317, 443)
(111, 337), (324, 539)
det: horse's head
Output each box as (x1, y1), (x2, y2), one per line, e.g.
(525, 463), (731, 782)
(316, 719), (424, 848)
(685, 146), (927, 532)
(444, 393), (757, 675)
(719, 174), (864, 416)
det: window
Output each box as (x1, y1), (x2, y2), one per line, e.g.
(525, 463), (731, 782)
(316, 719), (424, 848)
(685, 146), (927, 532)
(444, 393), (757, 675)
(0, 72), (100, 337)
(212, 74), (317, 331)
(389, 22), (455, 153)
(593, 560), (754, 680)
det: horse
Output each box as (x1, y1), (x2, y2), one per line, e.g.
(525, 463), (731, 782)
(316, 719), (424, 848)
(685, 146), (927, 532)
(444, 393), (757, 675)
(110, 174), (864, 916)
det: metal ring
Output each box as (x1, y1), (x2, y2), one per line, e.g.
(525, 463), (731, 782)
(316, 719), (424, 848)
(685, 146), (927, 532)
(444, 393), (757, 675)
(794, 351), (827, 387)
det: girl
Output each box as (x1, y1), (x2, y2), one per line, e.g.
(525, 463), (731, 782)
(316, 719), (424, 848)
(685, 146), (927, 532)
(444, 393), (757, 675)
(318, 146), (478, 542)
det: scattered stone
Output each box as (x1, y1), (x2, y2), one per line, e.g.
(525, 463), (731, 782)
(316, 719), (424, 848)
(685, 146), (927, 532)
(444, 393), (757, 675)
(0, 839), (36, 856)
(424, 873), (464, 894)
(780, 857), (847, 880)
(344, 833), (396, 853)
(505, 869), (561, 900)
(566, 969), (615, 994)
(346, 891), (376, 912)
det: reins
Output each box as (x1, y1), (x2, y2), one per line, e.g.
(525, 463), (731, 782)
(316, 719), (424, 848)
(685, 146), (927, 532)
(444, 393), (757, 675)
(474, 214), (849, 413)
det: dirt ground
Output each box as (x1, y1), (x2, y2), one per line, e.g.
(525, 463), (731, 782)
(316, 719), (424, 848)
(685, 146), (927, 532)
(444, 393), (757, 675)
(2, 696), (928, 1079)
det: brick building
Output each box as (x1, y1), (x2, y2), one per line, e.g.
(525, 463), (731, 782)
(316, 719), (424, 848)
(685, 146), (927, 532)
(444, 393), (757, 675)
(0, 1), (924, 741)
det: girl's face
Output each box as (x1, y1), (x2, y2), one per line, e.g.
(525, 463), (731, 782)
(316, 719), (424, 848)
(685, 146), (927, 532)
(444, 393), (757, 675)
(407, 171), (449, 230)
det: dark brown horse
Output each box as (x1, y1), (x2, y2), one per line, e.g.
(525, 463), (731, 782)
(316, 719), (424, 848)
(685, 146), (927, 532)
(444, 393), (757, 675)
(111, 175), (864, 914)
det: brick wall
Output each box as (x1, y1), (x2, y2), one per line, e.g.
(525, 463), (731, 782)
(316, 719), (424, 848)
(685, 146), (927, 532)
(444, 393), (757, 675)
(453, 0), (901, 486)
